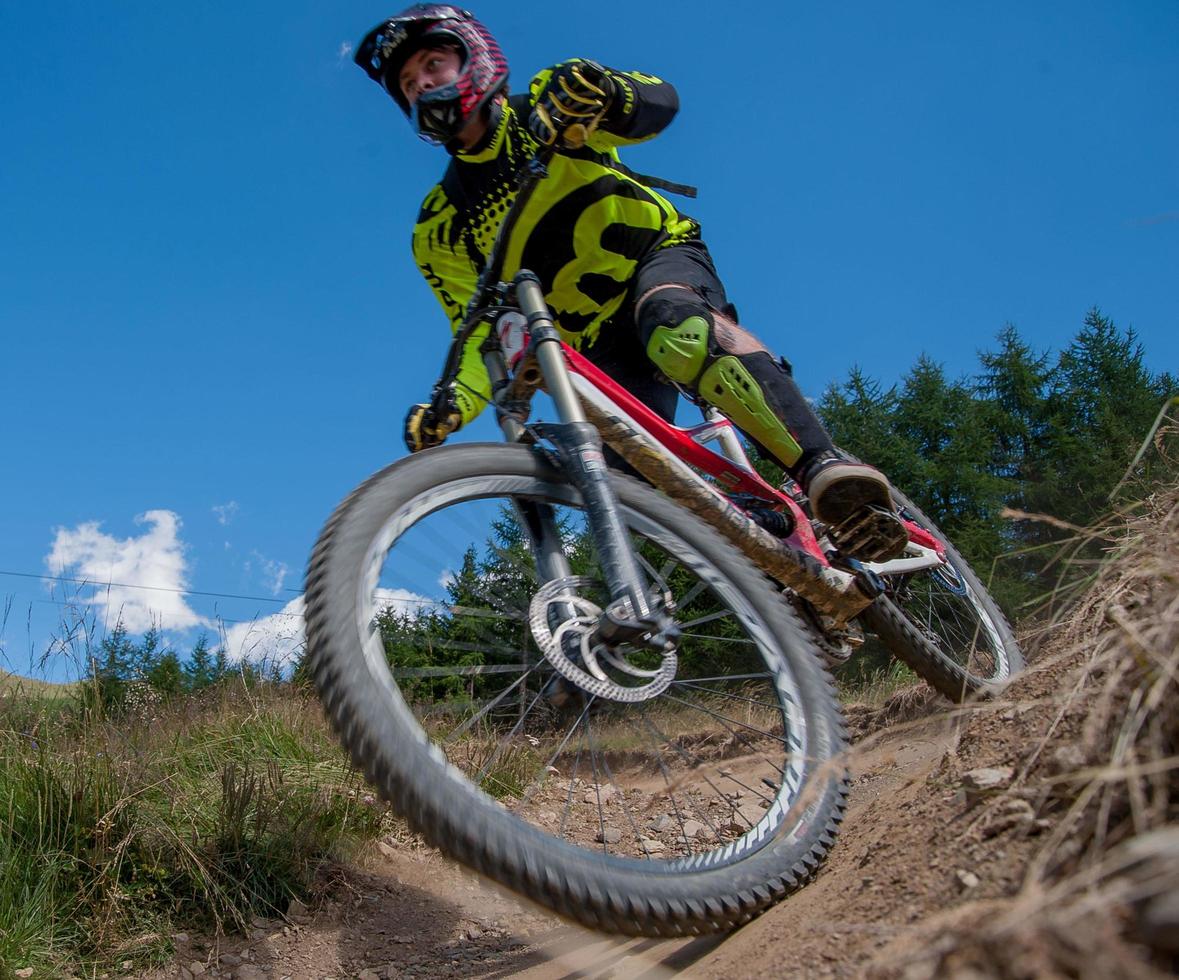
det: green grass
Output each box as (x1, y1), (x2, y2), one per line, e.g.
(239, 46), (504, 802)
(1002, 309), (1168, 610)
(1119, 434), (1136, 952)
(0, 680), (388, 978)
(832, 642), (922, 705)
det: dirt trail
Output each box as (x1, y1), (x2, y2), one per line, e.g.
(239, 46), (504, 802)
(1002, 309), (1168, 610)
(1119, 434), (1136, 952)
(150, 674), (1134, 980)
(142, 483), (1179, 979)
(150, 696), (976, 980)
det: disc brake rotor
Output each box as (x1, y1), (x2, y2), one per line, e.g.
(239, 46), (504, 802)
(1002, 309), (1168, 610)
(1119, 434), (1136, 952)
(528, 576), (677, 703)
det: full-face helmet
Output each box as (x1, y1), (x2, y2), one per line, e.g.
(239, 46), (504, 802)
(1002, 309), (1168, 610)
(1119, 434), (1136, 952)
(355, 5), (509, 145)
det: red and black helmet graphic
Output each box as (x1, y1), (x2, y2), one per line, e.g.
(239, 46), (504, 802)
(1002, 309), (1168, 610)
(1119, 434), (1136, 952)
(355, 5), (509, 145)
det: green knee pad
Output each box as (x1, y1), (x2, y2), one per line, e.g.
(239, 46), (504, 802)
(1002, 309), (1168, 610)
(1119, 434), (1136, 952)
(646, 316), (710, 385)
(698, 356), (804, 467)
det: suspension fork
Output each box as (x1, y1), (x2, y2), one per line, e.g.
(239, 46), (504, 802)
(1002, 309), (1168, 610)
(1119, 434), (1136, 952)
(480, 310), (573, 593)
(511, 271), (676, 648)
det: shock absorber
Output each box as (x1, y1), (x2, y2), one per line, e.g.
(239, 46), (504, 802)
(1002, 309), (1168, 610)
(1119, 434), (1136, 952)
(747, 506), (796, 539)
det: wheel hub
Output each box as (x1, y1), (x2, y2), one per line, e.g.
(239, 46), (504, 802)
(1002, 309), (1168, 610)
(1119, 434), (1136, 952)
(528, 576), (677, 703)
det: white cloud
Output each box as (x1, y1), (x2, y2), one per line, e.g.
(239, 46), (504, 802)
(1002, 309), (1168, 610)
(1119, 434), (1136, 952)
(375, 587), (438, 618)
(338, 41), (353, 61)
(249, 551), (289, 596)
(212, 501), (239, 526)
(216, 589), (435, 668)
(45, 510), (208, 633)
(220, 597), (305, 668)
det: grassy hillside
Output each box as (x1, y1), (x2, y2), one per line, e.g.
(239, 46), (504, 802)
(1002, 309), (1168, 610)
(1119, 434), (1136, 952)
(0, 680), (389, 977)
(0, 670), (78, 698)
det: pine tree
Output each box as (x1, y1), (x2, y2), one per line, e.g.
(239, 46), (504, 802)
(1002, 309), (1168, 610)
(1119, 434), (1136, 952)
(94, 621), (136, 681)
(1039, 308), (1168, 523)
(972, 326), (1060, 605)
(818, 368), (912, 478)
(132, 626), (165, 679)
(894, 356), (1010, 563)
(87, 620), (136, 713)
(212, 645), (230, 683)
(145, 650), (185, 696)
(184, 633), (217, 690)
(977, 325), (1055, 487)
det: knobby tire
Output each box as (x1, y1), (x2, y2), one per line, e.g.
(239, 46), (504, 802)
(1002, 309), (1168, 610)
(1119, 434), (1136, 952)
(861, 485), (1024, 701)
(305, 444), (849, 936)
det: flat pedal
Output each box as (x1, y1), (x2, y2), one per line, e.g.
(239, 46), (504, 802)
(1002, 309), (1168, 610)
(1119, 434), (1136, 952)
(830, 504), (908, 562)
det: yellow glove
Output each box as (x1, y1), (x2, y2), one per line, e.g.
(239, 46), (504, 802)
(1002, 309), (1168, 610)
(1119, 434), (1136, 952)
(403, 396), (462, 453)
(529, 61), (617, 149)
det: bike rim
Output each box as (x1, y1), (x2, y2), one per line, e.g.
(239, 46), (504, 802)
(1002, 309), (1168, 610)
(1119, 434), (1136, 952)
(885, 520), (1010, 682)
(356, 474), (812, 871)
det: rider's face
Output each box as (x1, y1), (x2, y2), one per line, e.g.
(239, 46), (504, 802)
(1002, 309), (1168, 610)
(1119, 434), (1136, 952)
(398, 46), (462, 108)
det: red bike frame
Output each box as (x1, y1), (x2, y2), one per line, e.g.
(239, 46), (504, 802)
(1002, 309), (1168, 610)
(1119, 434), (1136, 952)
(560, 343), (945, 566)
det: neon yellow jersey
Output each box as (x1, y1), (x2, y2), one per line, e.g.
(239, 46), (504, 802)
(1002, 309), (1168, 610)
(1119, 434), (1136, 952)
(411, 63), (700, 424)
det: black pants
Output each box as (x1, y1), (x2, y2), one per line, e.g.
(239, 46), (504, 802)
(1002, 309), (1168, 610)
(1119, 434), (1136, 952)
(582, 240), (834, 474)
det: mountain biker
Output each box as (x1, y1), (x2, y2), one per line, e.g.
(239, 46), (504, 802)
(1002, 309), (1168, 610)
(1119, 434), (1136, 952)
(354, 4), (905, 560)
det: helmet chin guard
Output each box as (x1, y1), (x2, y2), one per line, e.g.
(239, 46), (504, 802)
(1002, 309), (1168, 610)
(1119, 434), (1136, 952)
(355, 4), (509, 145)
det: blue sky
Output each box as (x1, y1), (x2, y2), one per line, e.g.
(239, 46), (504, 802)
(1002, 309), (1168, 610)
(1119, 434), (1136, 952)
(2, 2), (1175, 680)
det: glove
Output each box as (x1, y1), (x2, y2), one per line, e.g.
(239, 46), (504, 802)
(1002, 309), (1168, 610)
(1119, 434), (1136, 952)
(403, 392), (462, 453)
(529, 61), (617, 148)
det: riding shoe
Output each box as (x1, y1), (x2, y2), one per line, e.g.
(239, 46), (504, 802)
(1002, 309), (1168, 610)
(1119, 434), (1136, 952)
(798, 453), (908, 562)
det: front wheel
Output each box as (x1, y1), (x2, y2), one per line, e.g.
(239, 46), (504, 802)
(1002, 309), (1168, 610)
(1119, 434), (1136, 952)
(305, 444), (848, 935)
(860, 485), (1024, 701)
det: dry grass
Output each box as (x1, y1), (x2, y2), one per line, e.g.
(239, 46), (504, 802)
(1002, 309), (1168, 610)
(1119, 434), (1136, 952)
(890, 472), (1179, 977)
(0, 669), (78, 700)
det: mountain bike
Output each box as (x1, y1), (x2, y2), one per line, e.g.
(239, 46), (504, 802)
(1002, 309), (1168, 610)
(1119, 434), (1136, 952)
(304, 149), (1023, 936)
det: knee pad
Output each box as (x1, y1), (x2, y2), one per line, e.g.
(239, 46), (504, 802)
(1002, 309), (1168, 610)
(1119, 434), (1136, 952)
(640, 291), (713, 386)
(640, 291), (806, 468)
(697, 355), (804, 467)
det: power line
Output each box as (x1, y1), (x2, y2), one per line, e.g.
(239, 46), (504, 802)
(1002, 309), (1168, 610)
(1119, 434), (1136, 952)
(0, 568), (298, 606)
(2, 593), (305, 625)
(0, 570), (513, 621)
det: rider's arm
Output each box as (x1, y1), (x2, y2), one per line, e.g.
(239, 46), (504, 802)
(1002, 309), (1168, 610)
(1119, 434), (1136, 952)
(411, 193), (492, 425)
(528, 61), (680, 148)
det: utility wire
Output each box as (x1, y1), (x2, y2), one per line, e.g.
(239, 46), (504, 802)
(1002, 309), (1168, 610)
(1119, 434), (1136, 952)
(0, 568), (294, 605)
(4, 594), (305, 624)
(0, 569), (502, 618)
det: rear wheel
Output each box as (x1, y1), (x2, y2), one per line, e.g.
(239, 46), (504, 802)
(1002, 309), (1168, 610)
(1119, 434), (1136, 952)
(860, 485), (1024, 701)
(305, 443), (848, 935)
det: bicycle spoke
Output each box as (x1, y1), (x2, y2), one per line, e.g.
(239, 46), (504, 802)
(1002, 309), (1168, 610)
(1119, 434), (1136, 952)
(518, 696), (596, 810)
(343, 467), (828, 880)
(671, 672), (773, 684)
(559, 738), (586, 841)
(672, 680), (786, 713)
(661, 693), (788, 744)
(677, 608), (741, 631)
(636, 709), (724, 842)
(639, 708), (740, 833)
(585, 711), (611, 853)
(597, 742), (648, 854)
(472, 684), (550, 788)
(442, 662), (547, 746)
(677, 631), (757, 646)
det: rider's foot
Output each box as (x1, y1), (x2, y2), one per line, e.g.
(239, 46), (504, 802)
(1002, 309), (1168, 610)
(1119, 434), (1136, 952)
(799, 453), (907, 561)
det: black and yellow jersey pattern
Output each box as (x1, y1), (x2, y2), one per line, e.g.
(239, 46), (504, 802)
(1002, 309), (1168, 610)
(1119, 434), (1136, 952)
(411, 62), (700, 423)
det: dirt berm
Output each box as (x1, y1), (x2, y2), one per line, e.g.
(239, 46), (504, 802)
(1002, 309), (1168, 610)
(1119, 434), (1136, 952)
(149, 483), (1178, 980)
